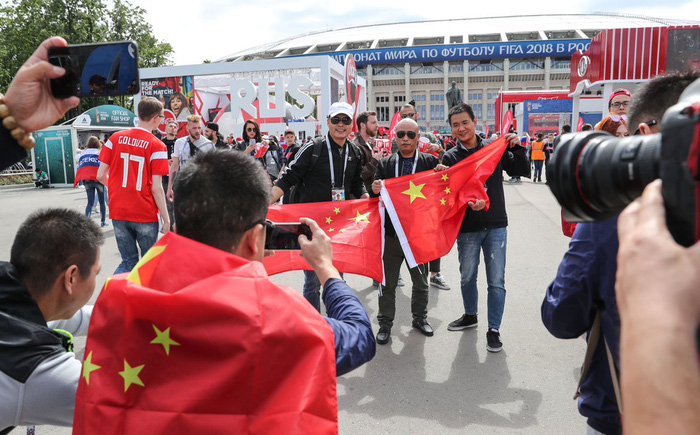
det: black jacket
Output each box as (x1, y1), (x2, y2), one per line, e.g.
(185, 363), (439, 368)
(442, 137), (529, 233)
(353, 136), (379, 194)
(276, 135), (367, 203)
(372, 151), (439, 237)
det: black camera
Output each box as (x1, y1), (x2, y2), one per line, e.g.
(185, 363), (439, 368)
(547, 78), (700, 247)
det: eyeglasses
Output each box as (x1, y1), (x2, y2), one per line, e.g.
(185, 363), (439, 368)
(395, 130), (417, 139)
(611, 101), (630, 109)
(246, 127), (258, 132)
(330, 116), (353, 125)
(633, 119), (658, 135)
(245, 219), (275, 239)
(401, 112), (417, 119)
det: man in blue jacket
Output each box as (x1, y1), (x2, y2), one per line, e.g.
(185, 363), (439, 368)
(541, 70), (699, 435)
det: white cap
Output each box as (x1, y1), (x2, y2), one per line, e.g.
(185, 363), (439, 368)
(327, 102), (354, 118)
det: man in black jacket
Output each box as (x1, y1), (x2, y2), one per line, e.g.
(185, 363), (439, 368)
(442, 103), (529, 352)
(370, 118), (448, 344)
(270, 102), (369, 311)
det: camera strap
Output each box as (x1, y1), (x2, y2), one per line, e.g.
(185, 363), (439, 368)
(574, 311), (623, 416)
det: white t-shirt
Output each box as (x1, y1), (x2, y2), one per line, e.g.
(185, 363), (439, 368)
(173, 136), (214, 165)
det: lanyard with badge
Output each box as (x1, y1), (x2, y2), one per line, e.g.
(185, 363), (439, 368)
(395, 152), (419, 177)
(328, 140), (349, 201)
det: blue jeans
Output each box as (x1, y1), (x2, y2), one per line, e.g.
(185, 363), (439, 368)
(112, 220), (159, 274)
(303, 270), (343, 312)
(84, 180), (106, 223)
(456, 228), (507, 330)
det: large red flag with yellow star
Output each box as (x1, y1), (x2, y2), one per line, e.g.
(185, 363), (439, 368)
(263, 198), (383, 283)
(73, 233), (338, 434)
(380, 138), (509, 267)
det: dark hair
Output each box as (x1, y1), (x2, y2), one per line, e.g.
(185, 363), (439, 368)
(173, 150), (270, 251)
(242, 119), (262, 143)
(11, 209), (103, 297)
(537, 133), (544, 140)
(401, 103), (416, 111)
(628, 70), (700, 132)
(447, 103), (475, 125)
(581, 123), (593, 131)
(561, 124), (572, 133)
(86, 136), (101, 149)
(355, 111), (377, 131)
(138, 97), (163, 121)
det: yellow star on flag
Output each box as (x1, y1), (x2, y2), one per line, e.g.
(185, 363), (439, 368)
(325, 217), (332, 224)
(339, 228), (347, 233)
(127, 245), (166, 285)
(328, 228), (335, 232)
(440, 198), (447, 206)
(441, 174), (449, 181)
(82, 351), (101, 385)
(151, 325), (180, 356)
(349, 210), (371, 223)
(402, 181), (427, 204)
(444, 187), (451, 195)
(333, 207), (341, 215)
(119, 360), (145, 392)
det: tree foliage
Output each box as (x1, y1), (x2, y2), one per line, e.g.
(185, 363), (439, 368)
(0, 0), (173, 117)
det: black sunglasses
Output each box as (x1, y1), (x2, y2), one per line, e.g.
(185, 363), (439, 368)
(400, 113), (416, 119)
(246, 127), (258, 132)
(395, 130), (417, 139)
(330, 116), (353, 125)
(633, 119), (658, 135)
(246, 219), (275, 239)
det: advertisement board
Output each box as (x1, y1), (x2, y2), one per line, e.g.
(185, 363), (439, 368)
(140, 76), (194, 137)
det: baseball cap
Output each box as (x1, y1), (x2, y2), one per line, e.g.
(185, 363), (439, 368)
(327, 102), (354, 118)
(284, 128), (295, 135)
(609, 88), (631, 103)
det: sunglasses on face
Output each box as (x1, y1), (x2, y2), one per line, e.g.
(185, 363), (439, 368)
(246, 219), (275, 239)
(395, 130), (417, 139)
(330, 116), (352, 125)
(401, 113), (416, 119)
(246, 127), (258, 132)
(633, 119), (658, 135)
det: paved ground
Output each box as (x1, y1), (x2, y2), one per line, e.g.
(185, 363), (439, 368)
(0, 175), (587, 434)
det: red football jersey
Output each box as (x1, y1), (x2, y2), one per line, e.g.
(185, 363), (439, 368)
(99, 127), (169, 222)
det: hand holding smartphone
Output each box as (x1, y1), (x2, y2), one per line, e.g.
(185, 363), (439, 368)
(263, 222), (312, 250)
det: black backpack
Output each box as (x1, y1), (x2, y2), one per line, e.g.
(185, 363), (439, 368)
(287, 137), (326, 204)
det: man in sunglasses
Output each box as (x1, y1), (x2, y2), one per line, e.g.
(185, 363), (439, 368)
(370, 118), (448, 344)
(391, 103), (442, 156)
(270, 102), (369, 311)
(542, 70), (699, 435)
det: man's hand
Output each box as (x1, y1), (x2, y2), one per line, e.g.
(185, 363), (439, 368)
(616, 180), (700, 322)
(4, 37), (79, 133)
(468, 199), (486, 211)
(371, 180), (383, 195)
(426, 143), (441, 154)
(160, 216), (170, 235)
(504, 133), (519, 148)
(299, 217), (341, 286)
(166, 188), (174, 202)
(434, 164), (449, 172)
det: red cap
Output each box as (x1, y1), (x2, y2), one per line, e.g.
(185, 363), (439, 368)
(609, 88), (631, 103)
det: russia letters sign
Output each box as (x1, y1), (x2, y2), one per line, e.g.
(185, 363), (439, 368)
(306, 39), (591, 66)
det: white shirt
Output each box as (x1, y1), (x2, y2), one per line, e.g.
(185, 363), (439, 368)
(172, 136), (214, 165)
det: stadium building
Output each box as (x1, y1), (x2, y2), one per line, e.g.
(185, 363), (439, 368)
(217, 13), (699, 133)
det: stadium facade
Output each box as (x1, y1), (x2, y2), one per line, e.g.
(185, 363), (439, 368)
(217, 13), (699, 133)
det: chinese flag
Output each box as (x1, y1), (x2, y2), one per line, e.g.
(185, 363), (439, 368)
(263, 198), (383, 282)
(380, 138), (509, 266)
(73, 233), (338, 435)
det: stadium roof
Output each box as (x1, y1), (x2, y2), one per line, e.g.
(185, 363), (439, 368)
(217, 13), (700, 62)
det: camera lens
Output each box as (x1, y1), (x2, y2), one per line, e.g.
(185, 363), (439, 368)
(547, 131), (661, 221)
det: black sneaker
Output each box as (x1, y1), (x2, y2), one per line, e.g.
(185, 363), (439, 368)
(486, 328), (502, 352)
(376, 326), (391, 345)
(447, 314), (477, 331)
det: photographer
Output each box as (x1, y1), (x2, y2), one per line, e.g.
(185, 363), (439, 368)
(616, 180), (700, 434)
(1, 37), (79, 171)
(541, 70), (699, 435)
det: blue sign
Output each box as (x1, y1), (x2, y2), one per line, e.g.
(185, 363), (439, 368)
(302, 39), (590, 66)
(523, 99), (573, 133)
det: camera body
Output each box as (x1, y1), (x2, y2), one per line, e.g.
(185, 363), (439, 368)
(548, 78), (700, 246)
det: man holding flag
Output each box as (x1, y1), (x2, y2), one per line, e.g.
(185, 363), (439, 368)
(442, 103), (529, 352)
(371, 118), (448, 344)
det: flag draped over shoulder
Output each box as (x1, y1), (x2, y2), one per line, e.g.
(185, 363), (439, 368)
(73, 233), (338, 435)
(380, 138), (509, 267)
(73, 149), (100, 187)
(263, 198), (383, 283)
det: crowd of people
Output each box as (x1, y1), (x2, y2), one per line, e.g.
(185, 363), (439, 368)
(0, 37), (699, 434)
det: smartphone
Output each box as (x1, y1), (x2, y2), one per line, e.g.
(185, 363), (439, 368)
(264, 222), (312, 250)
(48, 41), (140, 98)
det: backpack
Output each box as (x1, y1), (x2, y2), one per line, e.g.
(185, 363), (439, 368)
(287, 137), (326, 204)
